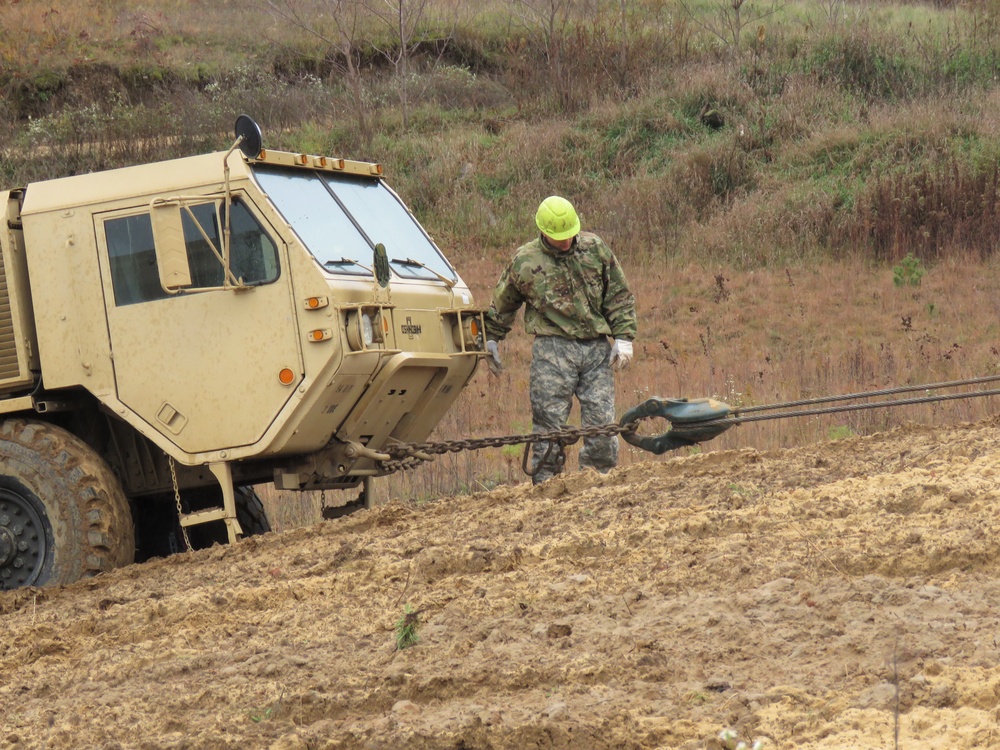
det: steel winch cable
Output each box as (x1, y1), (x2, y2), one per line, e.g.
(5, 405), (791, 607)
(705, 375), (1000, 429)
(729, 373), (1000, 415)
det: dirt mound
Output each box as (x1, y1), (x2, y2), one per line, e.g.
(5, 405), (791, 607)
(3, 418), (1000, 749)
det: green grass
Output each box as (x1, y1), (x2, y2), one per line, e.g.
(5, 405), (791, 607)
(395, 605), (421, 650)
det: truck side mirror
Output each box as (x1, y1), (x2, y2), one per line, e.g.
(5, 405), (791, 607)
(235, 114), (263, 159)
(151, 202), (193, 290)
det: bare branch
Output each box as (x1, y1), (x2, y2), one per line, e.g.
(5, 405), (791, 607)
(678, 0), (787, 52)
(256, 0), (373, 149)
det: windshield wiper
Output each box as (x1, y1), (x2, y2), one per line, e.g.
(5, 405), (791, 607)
(324, 257), (373, 274)
(390, 257), (456, 288)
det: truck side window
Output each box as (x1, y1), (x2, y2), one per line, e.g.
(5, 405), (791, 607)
(182, 203), (224, 288)
(182, 200), (279, 287)
(228, 200), (280, 283)
(106, 214), (169, 306)
(105, 201), (279, 306)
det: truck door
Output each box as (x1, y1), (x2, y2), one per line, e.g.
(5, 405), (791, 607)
(95, 197), (302, 454)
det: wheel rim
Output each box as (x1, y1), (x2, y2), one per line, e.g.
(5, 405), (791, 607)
(0, 487), (49, 588)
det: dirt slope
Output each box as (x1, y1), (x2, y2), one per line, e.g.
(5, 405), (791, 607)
(3, 417), (1000, 750)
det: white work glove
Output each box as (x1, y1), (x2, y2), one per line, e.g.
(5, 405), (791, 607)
(609, 339), (634, 370)
(486, 340), (503, 376)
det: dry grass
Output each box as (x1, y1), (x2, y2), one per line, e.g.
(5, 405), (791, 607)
(0, 1), (283, 72)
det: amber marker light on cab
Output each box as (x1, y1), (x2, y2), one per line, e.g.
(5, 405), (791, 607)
(304, 296), (329, 310)
(278, 368), (296, 386)
(452, 313), (484, 350)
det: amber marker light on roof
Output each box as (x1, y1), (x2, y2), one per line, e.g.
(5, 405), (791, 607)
(278, 368), (296, 385)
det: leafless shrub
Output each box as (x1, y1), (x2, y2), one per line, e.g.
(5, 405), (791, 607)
(678, 0), (787, 55)
(844, 160), (1000, 263)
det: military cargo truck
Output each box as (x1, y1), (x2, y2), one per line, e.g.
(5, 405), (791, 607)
(0, 116), (486, 589)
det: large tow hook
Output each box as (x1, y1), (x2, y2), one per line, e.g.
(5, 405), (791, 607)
(620, 397), (733, 454)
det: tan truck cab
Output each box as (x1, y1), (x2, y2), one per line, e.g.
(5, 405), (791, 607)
(0, 117), (485, 588)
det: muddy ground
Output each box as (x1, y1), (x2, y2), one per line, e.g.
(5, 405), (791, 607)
(3, 417), (1000, 749)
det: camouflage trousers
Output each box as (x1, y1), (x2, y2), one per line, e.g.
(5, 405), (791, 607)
(529, 336), (617, 485)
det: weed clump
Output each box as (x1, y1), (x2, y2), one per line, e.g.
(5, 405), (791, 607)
(395, 604), (421, 650)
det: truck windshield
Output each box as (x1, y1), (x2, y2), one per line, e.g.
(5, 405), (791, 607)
(253, 165), (456, 283)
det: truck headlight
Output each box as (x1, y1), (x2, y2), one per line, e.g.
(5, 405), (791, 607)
(346, 311), (375, 351)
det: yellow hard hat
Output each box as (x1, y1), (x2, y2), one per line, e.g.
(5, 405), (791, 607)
(535, 196), (580, 241)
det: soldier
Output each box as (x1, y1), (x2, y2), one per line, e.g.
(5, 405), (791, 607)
(485, 195), (637, 484)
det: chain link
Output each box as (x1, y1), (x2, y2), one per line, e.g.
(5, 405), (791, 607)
(169, 456), (191, 551)
(374, 376), (1000, 476)
(378, 420), (640, 474)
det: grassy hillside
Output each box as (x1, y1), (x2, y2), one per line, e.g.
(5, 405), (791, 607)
(4, 0), (1000, 514)
(5, 0), (1000, 265)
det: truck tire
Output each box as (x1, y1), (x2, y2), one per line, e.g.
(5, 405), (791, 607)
(0, 419), (135, 589)
(234, 486), (271, 537)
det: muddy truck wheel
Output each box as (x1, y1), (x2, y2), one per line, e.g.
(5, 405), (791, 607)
(0, 419), (135, 589)
(233, 486), (271, 537)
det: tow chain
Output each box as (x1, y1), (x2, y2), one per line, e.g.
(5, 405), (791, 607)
(378, 420), (641, 474)
(168, 456), (191, 551)
(375, 373), (1000, 474)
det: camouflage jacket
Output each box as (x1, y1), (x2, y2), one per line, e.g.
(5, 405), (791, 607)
(485, 232), (637, 342)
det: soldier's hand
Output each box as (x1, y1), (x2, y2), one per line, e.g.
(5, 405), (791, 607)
(609, 339), (634, 370)
(486, 340), (503, 376)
